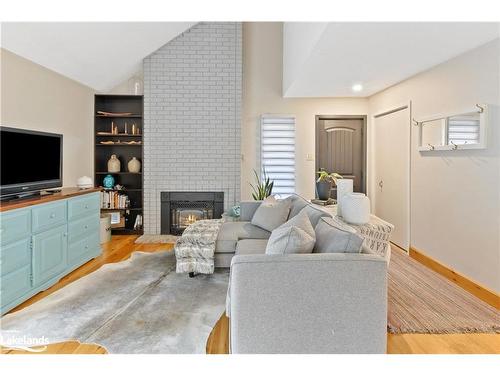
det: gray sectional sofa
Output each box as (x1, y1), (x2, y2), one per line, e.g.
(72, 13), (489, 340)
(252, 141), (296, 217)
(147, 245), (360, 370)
(215, 195), (388, 354)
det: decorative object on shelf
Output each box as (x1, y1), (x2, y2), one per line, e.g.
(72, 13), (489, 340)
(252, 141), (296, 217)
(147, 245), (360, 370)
(341, 193), (371, 225)
(311, 198), (336, 206)
(101, 190), (130, 209)
(124, 122), (128, 134)
(131, 123), (140, 135)
(336, 178), (353, 217)
(316, 169), (343, 201)
(127, 157), (141, 173)
(128, 75), (144, 95)
(76, 176), (93, 189)
(103, 174), (115, 189)
(100, 140), (115, 145)
(97, 111), (134, 117)
(250, 168), (274, 200)
(114, 184), (124, 190)
(107, 154), (121, 172)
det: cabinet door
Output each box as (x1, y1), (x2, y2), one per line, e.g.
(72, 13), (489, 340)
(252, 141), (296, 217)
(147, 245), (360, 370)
(32, 224), (67, 286)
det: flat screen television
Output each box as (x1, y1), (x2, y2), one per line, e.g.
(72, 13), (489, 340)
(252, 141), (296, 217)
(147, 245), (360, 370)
(1, 126), (63, 199)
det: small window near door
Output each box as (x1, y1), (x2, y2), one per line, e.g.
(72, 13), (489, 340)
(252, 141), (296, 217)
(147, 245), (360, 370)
(260, 115), (296, 197)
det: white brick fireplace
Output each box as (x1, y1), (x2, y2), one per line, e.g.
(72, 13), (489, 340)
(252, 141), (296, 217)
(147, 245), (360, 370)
(143, 22), (242, 234)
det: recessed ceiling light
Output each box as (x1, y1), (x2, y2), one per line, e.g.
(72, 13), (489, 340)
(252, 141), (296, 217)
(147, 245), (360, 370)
(352, 83), (363, 92)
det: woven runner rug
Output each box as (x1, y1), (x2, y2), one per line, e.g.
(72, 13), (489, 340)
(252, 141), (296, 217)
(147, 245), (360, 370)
(388, 248), (499, 334)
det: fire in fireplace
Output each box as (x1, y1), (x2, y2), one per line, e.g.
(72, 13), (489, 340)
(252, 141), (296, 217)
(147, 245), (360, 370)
(161, 192), (224, 235)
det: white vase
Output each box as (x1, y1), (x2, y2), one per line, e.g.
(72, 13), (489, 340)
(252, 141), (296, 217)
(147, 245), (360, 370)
(342, 193), (371, 225)
(107, 154), (120, 173)
(127, 157), (141, 173)
(336, 179), (353, 217)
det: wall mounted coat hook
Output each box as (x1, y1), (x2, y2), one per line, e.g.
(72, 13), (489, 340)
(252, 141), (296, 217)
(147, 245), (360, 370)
(476, 104), (484, 113)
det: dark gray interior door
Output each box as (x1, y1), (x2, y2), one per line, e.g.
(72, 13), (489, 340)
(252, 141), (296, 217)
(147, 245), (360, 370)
(316, 118), (365, 197)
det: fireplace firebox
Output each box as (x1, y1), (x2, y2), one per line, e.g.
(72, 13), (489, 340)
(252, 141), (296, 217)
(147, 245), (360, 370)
(161, 192), (224, 235)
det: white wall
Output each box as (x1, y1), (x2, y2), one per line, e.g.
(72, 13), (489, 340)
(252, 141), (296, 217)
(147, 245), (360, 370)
(1, 48), (95, 187)
(368, 39), (500, 293)
(242, 22), (368, 199)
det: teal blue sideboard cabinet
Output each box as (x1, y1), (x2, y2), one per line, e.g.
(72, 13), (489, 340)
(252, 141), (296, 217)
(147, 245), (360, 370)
(0, 189), (101, 314)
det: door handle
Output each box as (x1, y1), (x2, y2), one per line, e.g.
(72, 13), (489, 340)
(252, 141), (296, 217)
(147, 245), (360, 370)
(379, 180), (383, 189)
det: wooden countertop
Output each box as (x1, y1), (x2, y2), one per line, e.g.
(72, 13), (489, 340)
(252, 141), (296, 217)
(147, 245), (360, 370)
(0, 187), (101, 212)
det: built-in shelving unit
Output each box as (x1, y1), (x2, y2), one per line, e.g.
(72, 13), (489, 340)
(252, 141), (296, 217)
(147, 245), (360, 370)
(94, 94), (144, 235)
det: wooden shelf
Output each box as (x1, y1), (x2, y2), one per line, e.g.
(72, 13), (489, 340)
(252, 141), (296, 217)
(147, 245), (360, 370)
(101, 188), (142, 192)
(96, 115), (142, 118)
(96, 134), (142, 137)
(101, 207), (142, 211)
(95, 172), (142, 175)
(96, 144), (142, 147)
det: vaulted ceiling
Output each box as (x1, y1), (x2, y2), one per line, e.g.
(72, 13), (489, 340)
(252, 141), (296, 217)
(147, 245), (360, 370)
(1, 22), (195, 90)
(283, 22), (500, 97)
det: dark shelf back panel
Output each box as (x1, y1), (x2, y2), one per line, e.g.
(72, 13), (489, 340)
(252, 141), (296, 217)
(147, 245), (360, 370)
(95, 94), (144, 235)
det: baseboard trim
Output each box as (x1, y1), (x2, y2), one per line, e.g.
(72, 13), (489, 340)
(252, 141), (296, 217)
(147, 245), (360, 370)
(409, 247), (499, 309)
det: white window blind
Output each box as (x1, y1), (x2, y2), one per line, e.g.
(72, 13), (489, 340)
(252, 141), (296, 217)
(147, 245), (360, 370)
(447, 115), (480, 145)
(260, 115), (296, 196)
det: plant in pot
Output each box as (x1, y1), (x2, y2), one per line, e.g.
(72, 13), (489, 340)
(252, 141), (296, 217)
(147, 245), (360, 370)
(316, 169), (343, 200)
(250, 168), (274, 200)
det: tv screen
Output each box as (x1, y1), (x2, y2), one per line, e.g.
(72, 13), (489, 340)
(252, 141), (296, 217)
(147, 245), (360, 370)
(1, 127), (62, 197)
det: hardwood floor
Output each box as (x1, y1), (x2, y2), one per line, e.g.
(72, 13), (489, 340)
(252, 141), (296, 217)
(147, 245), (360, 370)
(2, 235), (498, 355)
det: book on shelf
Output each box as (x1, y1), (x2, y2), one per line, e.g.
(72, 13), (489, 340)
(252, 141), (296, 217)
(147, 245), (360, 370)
(100, 190), (130, 209)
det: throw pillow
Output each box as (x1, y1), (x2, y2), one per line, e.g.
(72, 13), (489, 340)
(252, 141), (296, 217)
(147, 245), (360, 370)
(297, 204), (330, 227)
(285, 194), (309, 219)
(251, 196), (291, 232)
(265, 226), (315, 255)
(314, 216), (364, 253)
(280, 210), (315, 238)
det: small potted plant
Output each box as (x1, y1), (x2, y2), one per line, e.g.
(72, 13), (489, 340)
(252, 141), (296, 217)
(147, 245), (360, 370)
(316, 169), (343, 200)
(250, 168), (274, 200)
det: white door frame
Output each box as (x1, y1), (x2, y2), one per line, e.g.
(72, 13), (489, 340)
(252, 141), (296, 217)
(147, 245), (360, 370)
(372, 101), (412, 252)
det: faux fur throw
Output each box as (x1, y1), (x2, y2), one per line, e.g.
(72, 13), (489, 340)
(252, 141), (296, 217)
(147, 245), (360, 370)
(175, 219), (224, 274)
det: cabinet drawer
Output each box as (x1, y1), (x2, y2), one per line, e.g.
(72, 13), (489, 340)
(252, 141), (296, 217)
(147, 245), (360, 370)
(1, 265), (32, 308)
(68, 214), (99, 244)
(68, 193), (100, 220)
(0, 237), (31, 275)
(32, 224), (67, 286)
(0, 209), (31, 245)
(32, 201), (67, 233)
(68, 233), (100, 266)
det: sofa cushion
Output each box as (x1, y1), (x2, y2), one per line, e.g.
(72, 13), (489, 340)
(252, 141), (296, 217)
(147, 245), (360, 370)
(265, 212), (316, 255)
(314, 216), (364, 254)
(216, 222), (271, 254)
(265, 226), (315, 255)
(298, 204), (331, 227)
(235, 239), (268, 255)
(251, 196), (291, 232)
(285, 194), (309, 219)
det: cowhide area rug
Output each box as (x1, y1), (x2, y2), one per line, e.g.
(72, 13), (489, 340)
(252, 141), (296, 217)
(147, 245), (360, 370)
(0, 251), (229, 354)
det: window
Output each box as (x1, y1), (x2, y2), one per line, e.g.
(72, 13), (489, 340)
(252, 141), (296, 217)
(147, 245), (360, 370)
(260, 115), (296, 196)
(447, 114), (480, 145)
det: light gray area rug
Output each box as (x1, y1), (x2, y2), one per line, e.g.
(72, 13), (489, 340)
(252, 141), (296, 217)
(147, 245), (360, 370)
(388, 248), (500, 334)
(0, 251), (229, 354)
(135, 234), (178, 244)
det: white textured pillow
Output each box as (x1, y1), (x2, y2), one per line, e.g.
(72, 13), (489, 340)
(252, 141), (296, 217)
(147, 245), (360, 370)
(265, 211), (316, 255)
(251, 196), (291, 232)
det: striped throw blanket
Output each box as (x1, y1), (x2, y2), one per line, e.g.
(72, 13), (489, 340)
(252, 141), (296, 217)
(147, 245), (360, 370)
(174, 219), (224, 274)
